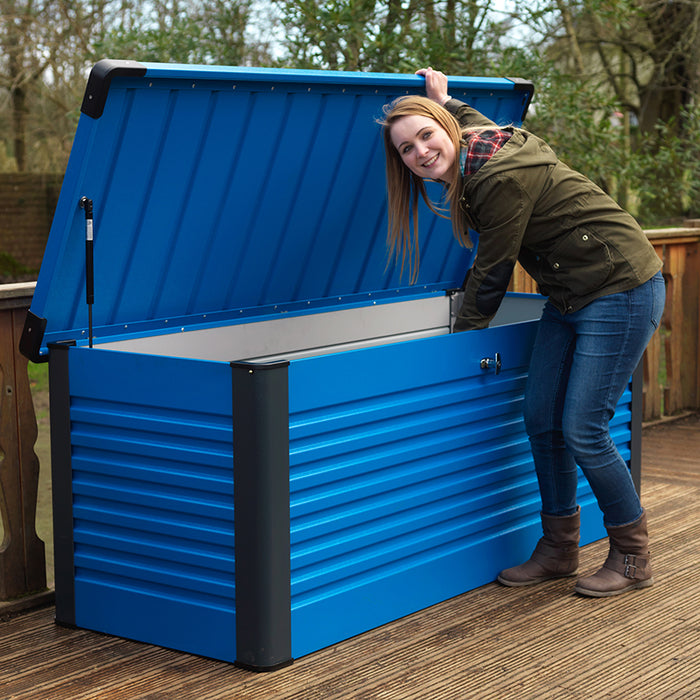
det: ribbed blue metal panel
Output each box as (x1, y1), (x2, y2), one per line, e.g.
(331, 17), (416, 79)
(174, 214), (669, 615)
(286, 322), (624, 658)
(66, 348), (237, 662)
(29, 65), (531, 356)
(57, 318), (634, 662)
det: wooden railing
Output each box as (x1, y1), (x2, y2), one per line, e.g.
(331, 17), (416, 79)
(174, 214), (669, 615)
(0, 282), (46, 601)
(1, 224), (699, 600)
(511, 221), (700, 422)
(645, 223), (700, 420)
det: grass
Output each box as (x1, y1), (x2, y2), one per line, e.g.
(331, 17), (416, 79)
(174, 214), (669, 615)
(27, 361), (49, 417)
(25, 361), (53, 589)
(30, 361), (54, 588)
(27, 360), (49, 392)
(0, 252), (37, 282)
(0, 358), (53, 590)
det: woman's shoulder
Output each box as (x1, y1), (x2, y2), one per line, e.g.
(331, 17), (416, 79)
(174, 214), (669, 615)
(443, 98), (498, 129)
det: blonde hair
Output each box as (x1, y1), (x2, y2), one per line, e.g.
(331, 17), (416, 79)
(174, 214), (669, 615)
(379, 95), (472, 284)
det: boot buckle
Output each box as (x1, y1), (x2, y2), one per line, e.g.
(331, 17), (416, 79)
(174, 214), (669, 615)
(623, 554), (637, 579)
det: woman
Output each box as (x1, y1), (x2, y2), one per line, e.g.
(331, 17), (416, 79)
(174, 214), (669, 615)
(380, 67), (665, 597)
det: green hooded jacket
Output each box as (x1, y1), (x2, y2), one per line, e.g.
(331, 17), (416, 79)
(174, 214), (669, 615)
(444, 99), (662, 331)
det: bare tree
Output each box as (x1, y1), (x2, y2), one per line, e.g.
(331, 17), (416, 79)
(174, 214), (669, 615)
(1, 0), (52, 171)
(638, 0), (700, 132)
(516, 0), (700, 137)
(0, 0), (274, 171)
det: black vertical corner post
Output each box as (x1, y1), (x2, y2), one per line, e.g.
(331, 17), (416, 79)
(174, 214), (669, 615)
(629, 360), (644, 496)
(47, 341), (77, 627)
(230, 360), (293, 672)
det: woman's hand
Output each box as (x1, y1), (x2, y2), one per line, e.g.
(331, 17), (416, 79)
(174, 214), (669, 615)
(416, 67), (451, 106)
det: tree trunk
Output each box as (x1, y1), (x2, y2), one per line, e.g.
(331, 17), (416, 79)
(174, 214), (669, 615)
(555, 0), (586, 74)
(11, 85), (27, 172)
(639, 0), (699, 135)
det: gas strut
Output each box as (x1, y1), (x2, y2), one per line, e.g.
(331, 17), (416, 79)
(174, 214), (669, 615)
(79, 196), (94, 348)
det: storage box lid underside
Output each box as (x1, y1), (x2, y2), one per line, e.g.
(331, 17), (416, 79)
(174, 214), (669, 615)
(24, 61), (533, 359)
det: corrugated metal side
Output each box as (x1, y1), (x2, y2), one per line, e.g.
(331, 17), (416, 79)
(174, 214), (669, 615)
(287, 321), (630, 659)
(65, 348), (237, 662)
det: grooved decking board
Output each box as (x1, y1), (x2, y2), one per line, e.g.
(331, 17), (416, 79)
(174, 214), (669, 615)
(1, 415), (698, 700)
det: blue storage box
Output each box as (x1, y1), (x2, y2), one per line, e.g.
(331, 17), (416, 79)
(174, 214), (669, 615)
(21, 61), (639, 671)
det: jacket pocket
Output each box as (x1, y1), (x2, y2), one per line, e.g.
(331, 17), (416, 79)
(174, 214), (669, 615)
(542, 227), (613, 296)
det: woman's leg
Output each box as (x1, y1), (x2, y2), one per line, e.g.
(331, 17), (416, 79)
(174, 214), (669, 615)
(500, 272), (665, 590)
(561, 272), (665, 597)
(498, 303), (582, 587)
(561, 272), (665, 527)
(523, 302), (579, 517)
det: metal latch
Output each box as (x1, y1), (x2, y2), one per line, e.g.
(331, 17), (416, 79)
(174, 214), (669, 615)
(480, 352), (502, 375)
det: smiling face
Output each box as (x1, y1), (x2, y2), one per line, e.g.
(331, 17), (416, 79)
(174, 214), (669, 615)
(390, 114), (457, 184)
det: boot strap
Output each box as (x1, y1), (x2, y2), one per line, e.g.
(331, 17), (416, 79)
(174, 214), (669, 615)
(606, 551), (648, 580)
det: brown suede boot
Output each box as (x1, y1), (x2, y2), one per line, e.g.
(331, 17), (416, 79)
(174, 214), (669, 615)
(498, 507), (580, 586)
(574, 510), (653, 598)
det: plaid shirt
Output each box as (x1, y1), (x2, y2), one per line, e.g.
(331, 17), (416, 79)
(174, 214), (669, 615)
(459, 129), (512, 177)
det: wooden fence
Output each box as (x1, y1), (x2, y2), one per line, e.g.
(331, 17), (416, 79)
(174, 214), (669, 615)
(1, 224), (699, 601)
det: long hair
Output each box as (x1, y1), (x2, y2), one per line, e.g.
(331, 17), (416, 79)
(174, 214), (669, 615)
(379, 95), (472, 284)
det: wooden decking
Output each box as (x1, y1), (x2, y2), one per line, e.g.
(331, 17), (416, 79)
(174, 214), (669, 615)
(2, 415), (699, 700)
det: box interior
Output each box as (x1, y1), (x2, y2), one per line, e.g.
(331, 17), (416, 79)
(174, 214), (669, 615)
(97, 293), (546, 363)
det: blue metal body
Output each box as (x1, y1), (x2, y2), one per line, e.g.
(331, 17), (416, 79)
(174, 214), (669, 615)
(287, 328), (631, 658)
(66, 349), (235, 661)
(25, 62), (629, 669)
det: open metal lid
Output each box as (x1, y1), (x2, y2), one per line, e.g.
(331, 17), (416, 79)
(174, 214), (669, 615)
(21, 60), (533, 361)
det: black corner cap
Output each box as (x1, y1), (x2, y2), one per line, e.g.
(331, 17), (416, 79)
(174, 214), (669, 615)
(506, 77), (535, 121)
(81, 59), (148, 119)
(234, 658), (294, 673)
(19, 310), (48, 363)
(230, 359), (291, 371)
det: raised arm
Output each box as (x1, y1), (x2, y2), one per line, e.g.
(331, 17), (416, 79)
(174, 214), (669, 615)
(415, 67), (451, 106)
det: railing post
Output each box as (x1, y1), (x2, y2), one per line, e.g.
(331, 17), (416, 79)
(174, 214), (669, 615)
(646, 228), (700, 418)
(0, 282), (46, 600)
(686, 220), (700, 415)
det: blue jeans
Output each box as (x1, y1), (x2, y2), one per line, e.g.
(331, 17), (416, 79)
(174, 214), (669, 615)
(523, 272), (665, 527)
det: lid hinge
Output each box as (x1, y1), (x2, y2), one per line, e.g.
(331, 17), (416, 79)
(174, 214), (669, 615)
(19, 311), (49, 363)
